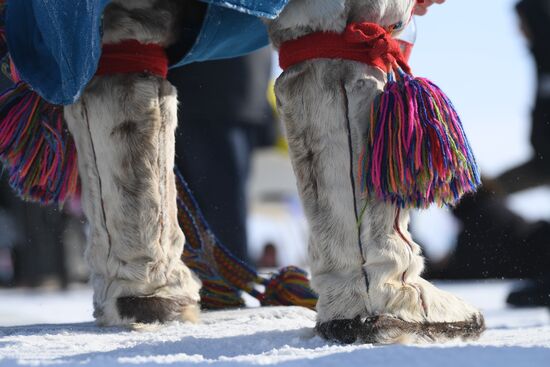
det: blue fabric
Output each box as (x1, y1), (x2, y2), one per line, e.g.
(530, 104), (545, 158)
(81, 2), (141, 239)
(5, 0), (289, 105)
(5, 0), (109, 105)
(172, 4), (270, 69)
(201, 0), (288, 18)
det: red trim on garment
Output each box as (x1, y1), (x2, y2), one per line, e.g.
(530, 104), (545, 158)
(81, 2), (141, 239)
(96, 40), (168, 79)
(278, 22), (411, 74)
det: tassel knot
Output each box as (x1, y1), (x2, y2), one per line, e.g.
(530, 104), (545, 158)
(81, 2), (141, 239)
(344, 23), (411, 74)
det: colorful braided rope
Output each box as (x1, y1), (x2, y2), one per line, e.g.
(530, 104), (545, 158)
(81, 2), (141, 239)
(176, 169), (317, 310)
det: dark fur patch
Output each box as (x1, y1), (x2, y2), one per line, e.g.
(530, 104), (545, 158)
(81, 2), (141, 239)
(111, 120), (138, 138)
(316, 314), (485, 344)
(303, 148), (319, 201)
(103, 0), (182, 46)
(117, 296), (189, 323)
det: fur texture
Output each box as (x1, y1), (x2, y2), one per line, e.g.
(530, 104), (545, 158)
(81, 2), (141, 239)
(64, 0), (200, 326)
(267, 0), (484, 343)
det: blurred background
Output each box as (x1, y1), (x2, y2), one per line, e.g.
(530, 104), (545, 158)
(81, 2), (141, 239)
(1, 0), (549, 315)
(408, 0), (550, 260)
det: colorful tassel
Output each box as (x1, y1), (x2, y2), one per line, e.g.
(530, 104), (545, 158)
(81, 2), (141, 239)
(359, 70), (480, 208)
(0, 82), (79, 204)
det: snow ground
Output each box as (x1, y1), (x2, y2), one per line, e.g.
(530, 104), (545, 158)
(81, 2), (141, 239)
(0, 282), (549, 367)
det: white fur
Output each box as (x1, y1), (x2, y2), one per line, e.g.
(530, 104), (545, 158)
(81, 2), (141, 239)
(102, 0), (183, 46)
(269, 0), (483, 342)
(64, 0), (200, 326)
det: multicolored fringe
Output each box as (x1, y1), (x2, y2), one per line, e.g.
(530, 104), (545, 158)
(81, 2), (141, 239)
(358, 69), (480, 208)
(176, 169), (317, 310)
(0, 82), (80, 204)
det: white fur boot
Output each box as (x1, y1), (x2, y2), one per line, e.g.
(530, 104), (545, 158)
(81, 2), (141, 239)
(267, 0), (484, 343)
(64, 0), (200, 326)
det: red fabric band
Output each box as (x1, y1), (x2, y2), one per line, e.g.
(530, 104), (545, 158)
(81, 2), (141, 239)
(96, 40), (168, 79)
(279, 22), (411, 74)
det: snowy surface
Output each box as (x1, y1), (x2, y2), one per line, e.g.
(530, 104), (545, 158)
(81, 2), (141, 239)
(1, 282), (549, 367)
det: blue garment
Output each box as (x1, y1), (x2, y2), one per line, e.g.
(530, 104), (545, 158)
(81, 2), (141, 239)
(172, 4), (270, 69)
(200, 0), (288, 18)
(5, 0), (289, 105)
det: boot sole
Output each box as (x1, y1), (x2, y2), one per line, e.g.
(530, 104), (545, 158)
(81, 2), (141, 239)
(316, 314), (485, 344)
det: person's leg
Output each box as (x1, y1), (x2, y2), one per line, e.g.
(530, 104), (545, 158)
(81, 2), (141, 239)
(168, 48), (274, 266)
(497, 98), (550, 193)
(427, 182), (550, 280)
(507, 275), (550, 307)
(174, 121), (252, 263)
(65, 72), (201, 325)
(491, 100), (550, 304)
(496, 159), (550, 194)
(63, 0), (200, 326)
(267, 0), (484, 344)
(10, 201), (67, 288)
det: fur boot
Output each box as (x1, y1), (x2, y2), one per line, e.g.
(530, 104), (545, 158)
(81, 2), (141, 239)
(267, 0), (484, 344)
(64, 0), (200, 326)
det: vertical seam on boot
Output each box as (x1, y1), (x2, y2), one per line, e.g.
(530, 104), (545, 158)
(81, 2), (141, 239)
(340, 82), (372, 313)
(81, 98), (115, 298)
(157, 88), (166, 264)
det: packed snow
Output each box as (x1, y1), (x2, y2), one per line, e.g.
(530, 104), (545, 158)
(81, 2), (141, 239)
(0, 281), (549, 367)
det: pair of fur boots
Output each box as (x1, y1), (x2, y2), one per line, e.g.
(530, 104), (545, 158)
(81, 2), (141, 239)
(65, 0), (484, 344)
